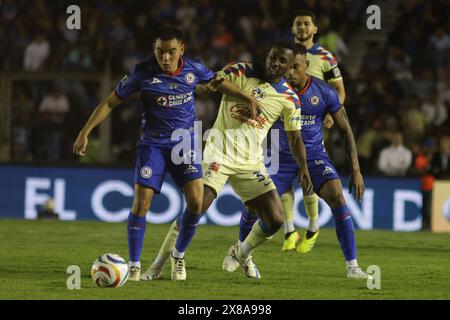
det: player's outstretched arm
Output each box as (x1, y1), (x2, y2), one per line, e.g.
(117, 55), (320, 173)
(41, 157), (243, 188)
(286, 130), (313, 194)
(332, 106), (364, 201)
(73, 91), (122, 156)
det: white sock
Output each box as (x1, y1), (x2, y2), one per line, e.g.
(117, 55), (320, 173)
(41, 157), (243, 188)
(284, 221), (296, 234)
(129, 261), (141, 268)
(308, 218), (319, 233)
(239, 242), (253, 259)
(172, 248), (185, 259)
(346, 259), (358, 269)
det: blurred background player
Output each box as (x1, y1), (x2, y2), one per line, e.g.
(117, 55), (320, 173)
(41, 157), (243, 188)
(233, 44), (370, 279)
(280, 9), (348, 252)
(73, 27), (216, 281)
(142, 41), (312, 281)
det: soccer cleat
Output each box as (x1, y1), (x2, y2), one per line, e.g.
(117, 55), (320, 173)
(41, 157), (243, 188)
(347, 266), (373, 280)
(281, 231), (300, 251)
(171, 255), (186, 281)
(140, 264), (163, 281)
(128, 266), (141, 282)
(296, 229), (319, 253)
(227, 244), (261, 279)
(222, 244), (241, 272)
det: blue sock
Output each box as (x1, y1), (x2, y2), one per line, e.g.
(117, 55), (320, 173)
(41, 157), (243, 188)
(332, 205), (356, 261)
(175, 208), (202, 253)
(239, 208), (258, 242)
(127, 212), (147, 263)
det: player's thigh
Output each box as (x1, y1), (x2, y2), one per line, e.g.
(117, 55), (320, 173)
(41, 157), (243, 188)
(134, 142), (167, 194)
(317, 179), (345, 209)
(182, 178), (204, 214)
(203, 185), (217, 212)
(131, 184), (155, 216)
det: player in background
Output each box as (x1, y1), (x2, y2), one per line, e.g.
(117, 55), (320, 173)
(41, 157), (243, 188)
(228, 44), (370, 279)
(141, 41), (313, 281)
(73, 27), (226, 281)
(279, 9), (348, 252)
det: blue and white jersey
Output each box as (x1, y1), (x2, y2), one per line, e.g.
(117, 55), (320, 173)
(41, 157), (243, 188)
(273, 75), (341, 159)
(114, 56), (214, 142)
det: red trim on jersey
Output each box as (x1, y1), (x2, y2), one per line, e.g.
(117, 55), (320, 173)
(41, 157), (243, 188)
(296, 75), (311, 95)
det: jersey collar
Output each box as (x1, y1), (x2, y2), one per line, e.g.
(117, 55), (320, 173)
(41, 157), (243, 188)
(295, 75), (311, 95)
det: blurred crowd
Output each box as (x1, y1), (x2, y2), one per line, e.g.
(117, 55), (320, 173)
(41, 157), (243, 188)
(2, 0), (450, 181)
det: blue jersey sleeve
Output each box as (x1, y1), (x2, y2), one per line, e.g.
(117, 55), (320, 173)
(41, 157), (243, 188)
(325, 85), (341, 114)
(194, 61), (214, 84)
(114, 68), (141, 100)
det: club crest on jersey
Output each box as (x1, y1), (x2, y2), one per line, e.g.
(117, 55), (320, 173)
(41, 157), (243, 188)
(251, 87), (266, 101)
(310, 96), (320, 105)
(157, 96), (168, 107)
(140, 166), (152, 179)
(185, 72), (196, 84)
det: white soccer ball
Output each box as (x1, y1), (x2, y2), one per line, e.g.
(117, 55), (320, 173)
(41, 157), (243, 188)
(91, 253), (129, 288)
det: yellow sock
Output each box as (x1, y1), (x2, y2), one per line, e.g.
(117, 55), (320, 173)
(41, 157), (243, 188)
(281, 191), (295, 234)
(304, 193), (319, 232)
(240, 221), (272, 258)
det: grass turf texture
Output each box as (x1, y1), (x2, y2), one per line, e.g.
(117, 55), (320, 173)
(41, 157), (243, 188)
(1, 219), (449, 300)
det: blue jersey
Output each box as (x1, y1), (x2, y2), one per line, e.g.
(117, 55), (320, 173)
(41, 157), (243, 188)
(273, 75), (341, 159)
(114, 56), (214, 142)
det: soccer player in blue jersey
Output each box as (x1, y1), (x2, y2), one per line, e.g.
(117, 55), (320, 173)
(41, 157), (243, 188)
(279, 9), (349, 252)
(73, 27), (221, 281)
(228, 44), (371, 279)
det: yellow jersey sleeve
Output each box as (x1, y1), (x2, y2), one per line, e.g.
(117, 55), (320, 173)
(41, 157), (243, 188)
(216, 62), (254, 89)
(307, 45), (342, 83)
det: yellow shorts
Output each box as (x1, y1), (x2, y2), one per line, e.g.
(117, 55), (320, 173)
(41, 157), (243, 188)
(202, 161), (276, 203)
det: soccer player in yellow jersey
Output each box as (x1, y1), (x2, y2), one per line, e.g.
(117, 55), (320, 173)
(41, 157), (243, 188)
(279, 10), (348, 252)
(141, 41), (313, 281)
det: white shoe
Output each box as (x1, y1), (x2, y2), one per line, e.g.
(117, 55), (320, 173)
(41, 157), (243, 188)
(227, 244), (261, 279)
(140, 264), (163, 281)
(222, 244), (240, 272)
(128, 266), (141, 282)
(347, 266), (372, 279)
(171, 256), (186, 281)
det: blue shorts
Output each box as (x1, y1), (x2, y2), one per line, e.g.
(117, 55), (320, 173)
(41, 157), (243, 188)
(134, 137), (202, 193)
(269, 152), (340, 195)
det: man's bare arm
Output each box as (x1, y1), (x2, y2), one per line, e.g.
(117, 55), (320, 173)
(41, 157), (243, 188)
(73, 91), (122, 156)
(286, 130), (313, 194)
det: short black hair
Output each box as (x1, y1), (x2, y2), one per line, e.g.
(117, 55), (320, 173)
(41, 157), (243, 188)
(154, 27), (184, 43)
(292, 9), (317, 25)
(273, 40), (306, 56)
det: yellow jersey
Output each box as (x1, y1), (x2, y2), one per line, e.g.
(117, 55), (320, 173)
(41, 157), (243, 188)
(203, 62), (301, 169)
(306, 43), (342, 83)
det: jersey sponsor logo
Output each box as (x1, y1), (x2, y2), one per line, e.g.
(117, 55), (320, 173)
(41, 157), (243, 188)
(310, 96), (320, 105)
(140, 166), (152, 179)
(332, 67), (341, 78)
(157, 96), (168, 107)
(251, 87), (266, 101)
(208, 162), (221, 172)
(185, 72), (196, 84)
(322, 166), (335, 176)
(230, 104), (268, 129)
(184, 165), (198, 175)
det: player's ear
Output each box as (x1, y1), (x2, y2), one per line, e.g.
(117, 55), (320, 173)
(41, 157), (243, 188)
(180, 42), (185, 56)
(306, 60), (310, 67)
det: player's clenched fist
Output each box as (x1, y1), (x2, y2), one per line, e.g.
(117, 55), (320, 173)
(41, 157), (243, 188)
(73, 134), (88, 156)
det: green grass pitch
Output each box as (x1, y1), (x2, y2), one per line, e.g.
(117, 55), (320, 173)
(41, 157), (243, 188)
(1, 219), (449, 300)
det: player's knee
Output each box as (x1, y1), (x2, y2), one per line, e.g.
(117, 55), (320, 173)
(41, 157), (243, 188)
(186, 198), (203, 215)
(328, 192), (346, 209)
(131, 198), (151, 216)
